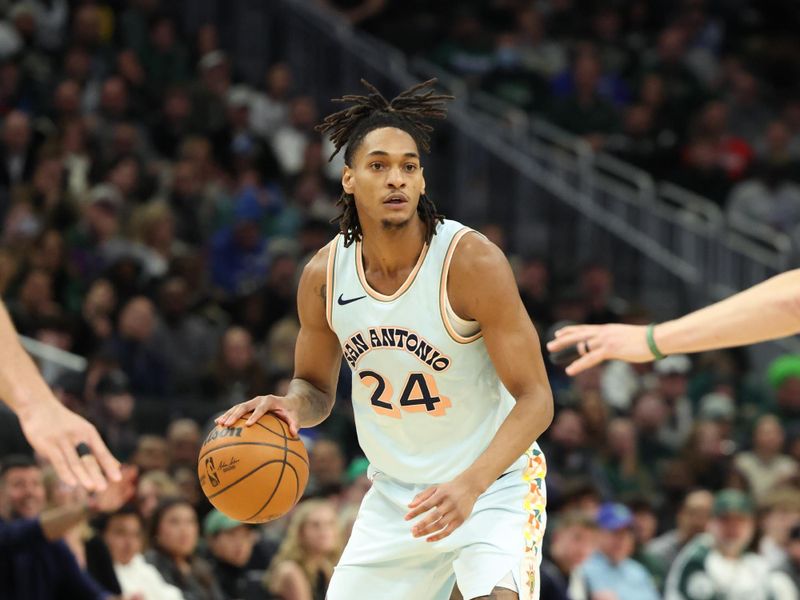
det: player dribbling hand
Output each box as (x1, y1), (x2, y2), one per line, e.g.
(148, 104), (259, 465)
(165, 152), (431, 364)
(216, 395), (301, 437)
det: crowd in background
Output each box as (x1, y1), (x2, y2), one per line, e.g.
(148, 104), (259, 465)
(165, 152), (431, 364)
(333, 0), (800, 243)
(0, 0), (799, 599)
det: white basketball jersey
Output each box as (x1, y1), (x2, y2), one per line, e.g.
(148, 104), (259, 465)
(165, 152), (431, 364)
(326, 219), (535, 484)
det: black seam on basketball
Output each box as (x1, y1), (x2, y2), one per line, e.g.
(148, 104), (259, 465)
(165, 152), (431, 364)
(249, 462), (300, 523)
(207, 458), (296, 500)
(242, 440), (288, 521)
(253, 419), (290, 440)
(254, 417), (301, 442)
(198, 441), (307, 464)
(198, 441), (309, 466)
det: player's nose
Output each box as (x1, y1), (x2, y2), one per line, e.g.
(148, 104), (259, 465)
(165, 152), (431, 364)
(386, 166), (406, 187)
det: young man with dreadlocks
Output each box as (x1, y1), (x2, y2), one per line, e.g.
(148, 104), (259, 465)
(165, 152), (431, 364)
(217, 79), (553, 600)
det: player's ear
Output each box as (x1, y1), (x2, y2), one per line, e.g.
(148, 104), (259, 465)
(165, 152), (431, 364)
(420, 168), (426, 196)
(342, 165), (354, 195)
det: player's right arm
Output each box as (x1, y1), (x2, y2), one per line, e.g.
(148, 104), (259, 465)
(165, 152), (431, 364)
(547, 269), (800, 375)
(217, 243), (342, 435)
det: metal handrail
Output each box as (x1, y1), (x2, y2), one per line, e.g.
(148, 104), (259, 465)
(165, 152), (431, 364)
(658, 182), (724, 228)
(20, 335), (87, 372)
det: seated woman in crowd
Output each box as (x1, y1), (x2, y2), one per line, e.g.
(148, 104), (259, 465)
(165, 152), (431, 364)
(265, 499), (344, 600)
(99, 504), (183, 599)
(145, 497), (225, 600)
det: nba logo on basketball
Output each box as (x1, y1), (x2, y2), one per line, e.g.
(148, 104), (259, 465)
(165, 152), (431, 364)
(205, 456), (220, 487)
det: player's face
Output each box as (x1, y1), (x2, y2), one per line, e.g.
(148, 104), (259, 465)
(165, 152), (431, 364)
(343, 127), (425, 232)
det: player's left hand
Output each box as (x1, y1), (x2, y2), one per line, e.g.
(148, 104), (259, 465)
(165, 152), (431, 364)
(405, 476), (481, 542)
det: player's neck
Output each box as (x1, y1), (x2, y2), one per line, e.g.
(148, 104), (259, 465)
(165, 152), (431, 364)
(359, 217), (426, 277)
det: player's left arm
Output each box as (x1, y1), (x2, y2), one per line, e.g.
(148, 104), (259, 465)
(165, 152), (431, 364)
(406, 232), (554, 542)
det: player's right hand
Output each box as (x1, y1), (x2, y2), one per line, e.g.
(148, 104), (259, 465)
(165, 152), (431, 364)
(19, 399), (122, 492)
(216, 395), (301, 437)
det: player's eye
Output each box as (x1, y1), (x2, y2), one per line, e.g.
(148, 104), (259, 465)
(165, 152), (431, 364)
(370, 162), (384, 171)
(404, 164), (418, 172)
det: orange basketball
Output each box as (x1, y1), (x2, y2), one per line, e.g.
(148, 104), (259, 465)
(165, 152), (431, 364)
(197, 413), (309, 523)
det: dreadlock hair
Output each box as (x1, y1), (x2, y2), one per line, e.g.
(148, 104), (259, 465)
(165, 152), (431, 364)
(315, 78), (454, 246)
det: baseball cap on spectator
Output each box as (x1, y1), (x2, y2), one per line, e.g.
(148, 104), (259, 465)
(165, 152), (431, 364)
(227, 86), (251, 108)
(713, 489), (753, 516)
(204, 509), (247, 536)
(654, 354), (691, 376)
(767, 355), (800, 389)
(346, 457), (369, 484)
(96, 369), (131, 397)
(89, 183), (123, 212)
(698, 393), (736, 421)
(198, 50), (226, 71)
(596, 502), (634, 530)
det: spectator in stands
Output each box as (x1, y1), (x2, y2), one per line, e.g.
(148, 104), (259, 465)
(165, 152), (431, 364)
(734, 415), (798, 501)
(547, 50), (619, 150)
(0, 110), (37, 191)
(152, 86), (195, 160)
(768, 355), (800, 431)
(93, 369), (138, 461)
(104, 295), (169, 398)
(166, 418), (202, 471)
(209, 188), (270, 297)
(539, 512), (598, 600)
(203, 325), (270, 408)
(7, 267), (58, 335)
(154, 276), (218, 395)
(727, 161), (800, 235)
(136, 469), (180, 522)
(250, 62), (293, 138)
(782, 524), (800, 592)
(664, 489), (795, 599)
(672, 135), (732, 205)
(0, 455), (136, 599)
(190, 50), (231, 137)
(265, 499), (343, 600)
(682, 420), (733, 491)
(138, 15), (189, 100)
(514, 6), (566, 78)
(579, 263), (626, 325)
(600, 417), (653, 499)
(203, 509), (276, 600)
(100, 504), (183, 599)
(308, 438), (346, 497)
(131, 435), (170, 474)
(145, 497), (225, 600)
(645, 488), (713, 575)
(540, 409), (603, 501)
(653, 354), (694, 451)
(758, 488), (800, 569)
(577, 502), (659, 600)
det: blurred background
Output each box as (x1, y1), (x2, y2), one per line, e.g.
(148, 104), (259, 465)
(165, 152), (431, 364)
(1, 0), (800, 598)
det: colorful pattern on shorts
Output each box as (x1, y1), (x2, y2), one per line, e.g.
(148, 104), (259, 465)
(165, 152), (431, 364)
(520, 445), (547, 599)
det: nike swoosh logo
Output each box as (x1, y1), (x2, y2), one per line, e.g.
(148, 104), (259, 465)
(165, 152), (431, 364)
(337, 293), (366, 306)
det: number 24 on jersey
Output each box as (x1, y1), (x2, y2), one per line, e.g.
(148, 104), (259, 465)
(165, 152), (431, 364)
(358, 371), (451, 418)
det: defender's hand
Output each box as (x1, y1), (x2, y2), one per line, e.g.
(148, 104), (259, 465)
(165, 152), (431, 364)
(546, 323), (653, 375)
(19, 400), (122, 492)
(215, 395), (300, 436)
(405, 476), (481, 542)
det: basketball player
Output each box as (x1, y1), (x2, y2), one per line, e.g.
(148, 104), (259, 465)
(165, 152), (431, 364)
(0, 300), (121, 491)
(216, 80), (554, 599)
(547, 268), (800, 375)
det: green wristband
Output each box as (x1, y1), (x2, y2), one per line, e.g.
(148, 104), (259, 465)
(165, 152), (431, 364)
(646, 323), (666, 360)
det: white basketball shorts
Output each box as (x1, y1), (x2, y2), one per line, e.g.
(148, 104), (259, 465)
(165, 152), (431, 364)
(328, 448), (547, 600)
